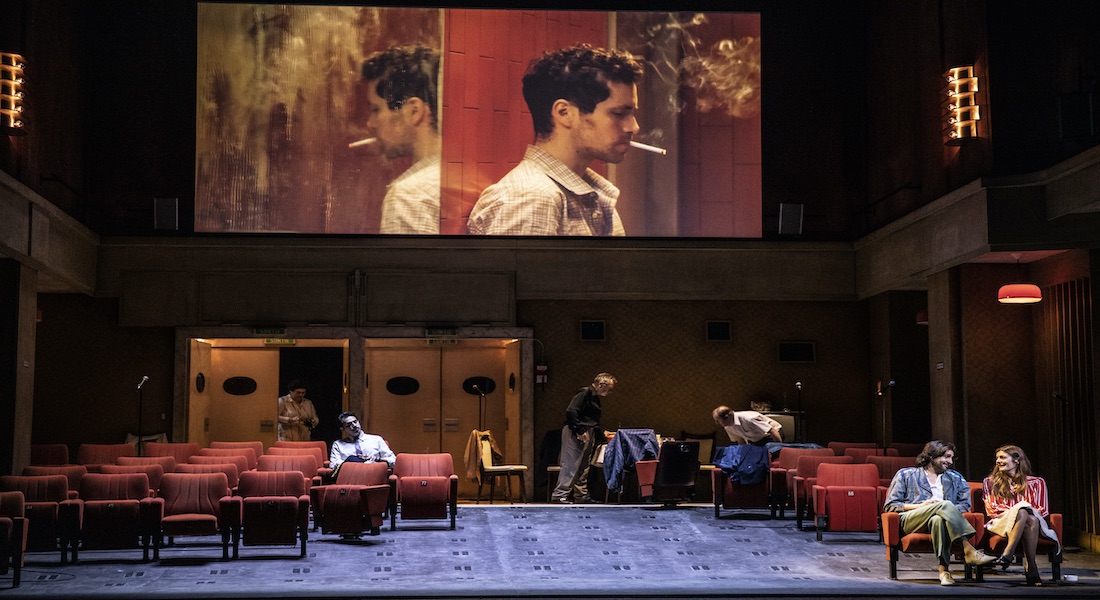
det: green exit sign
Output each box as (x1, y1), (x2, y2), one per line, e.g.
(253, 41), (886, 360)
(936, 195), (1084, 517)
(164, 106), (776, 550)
(264, 338), (296, 345)
(254, 328), (286, 336)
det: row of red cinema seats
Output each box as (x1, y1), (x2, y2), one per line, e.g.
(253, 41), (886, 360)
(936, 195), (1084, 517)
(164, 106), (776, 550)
(709, 442), (1063, 583)
(1, 442), (459, 585)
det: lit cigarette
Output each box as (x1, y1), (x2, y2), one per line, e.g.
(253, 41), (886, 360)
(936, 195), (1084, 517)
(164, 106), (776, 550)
(348, 137), (378, 149)
(629, 140), (667, 155)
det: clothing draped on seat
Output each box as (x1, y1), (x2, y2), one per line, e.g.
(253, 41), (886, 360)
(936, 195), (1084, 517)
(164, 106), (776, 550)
(602, 428), (659, 494)
(466, 429), (527, 504)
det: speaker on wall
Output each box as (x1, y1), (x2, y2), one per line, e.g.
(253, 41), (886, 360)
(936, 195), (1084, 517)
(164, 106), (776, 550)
(154, 197), (179, 230)
(580, 320), (606, 341)
(778, 203), (803, 235)
(706, 320), (732, 341)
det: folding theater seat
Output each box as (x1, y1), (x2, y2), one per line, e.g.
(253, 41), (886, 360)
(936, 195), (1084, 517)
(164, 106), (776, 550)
(312, 461), (390, 537)
(811, 462), (881, 541)
(882, 504), (986, 581)
(226, 470), (310, 558)
(63, 473), (158, 562)
(76, 443), (135, 473)
(144, 442), (201, 467)
(100, 464), (164, 496)
(22, 465), (86, 499)
(791, 455), (855, 529)
(0, 491), (27, 588)
(389, 453), (458, 530)
(176, 463), (240, 492)
(208, 441), (264, 470)
(188, 454), (250, 481)
(770, 447), (835, 517)
(117, 455), (177, 474)
(264, 446), (333, 482)
(636, 440), (699, 507)
(153, 472), (235, 561)
(273, 440), (331, 467)
(843, 447), (899, 462)
(0, 475), (69, 561)
(826, 441), (879, 456)
(29, 444), (70, 466)
(257, 454), (322, 487)
(197, 447), (258, 472)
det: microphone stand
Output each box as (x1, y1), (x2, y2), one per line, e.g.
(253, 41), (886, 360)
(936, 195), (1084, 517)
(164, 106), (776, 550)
(473, 385), (486, 431)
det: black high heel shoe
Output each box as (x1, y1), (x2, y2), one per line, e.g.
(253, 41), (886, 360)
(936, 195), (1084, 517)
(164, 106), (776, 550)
(1024, 573), (1043, 586)
(993, 555), (1013, 571)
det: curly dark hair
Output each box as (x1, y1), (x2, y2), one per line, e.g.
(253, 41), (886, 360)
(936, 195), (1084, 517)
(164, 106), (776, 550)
(522, 44), (644, 139)
(916, 440), (956, 468)
(362, 45), (440, 129)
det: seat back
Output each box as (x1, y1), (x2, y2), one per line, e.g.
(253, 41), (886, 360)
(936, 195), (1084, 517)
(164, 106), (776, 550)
(866, 455), (916, 485)
(795, 455), (856, 479)
(843, 447), (899, 462)
(826, 441), (878, 456)
(158, 472), (229, 517)
(273, 440), (329, 464)
(394, 452), (455, 478)
(209, 441), (264, 469)
(816, 462), (879, 488)
(22, 465), (87, 497)
(76, 443), (135, 470)
(30, 444), (70, 466)
(679, 430), (716, 463)
(256, 454), (319, 482)
(654, 441), (700, 487)
(79, 473), (150, 501)
(117, 455), (177, 473)
(176, 462), (241, 488)
(197, 447), (258, 470)
(768, 414), (796, 442)
(100, 464), (163, 493)
(188, 454), (250, 476)
(145, 442), (201, 465)
(0, 475), (69, 503)
(265, 446), (325, 465)
(776, 447), (835, 470)
(334, 461), (389, 486)
(238, 470), (309, 498)
(478, 438), (496, 472)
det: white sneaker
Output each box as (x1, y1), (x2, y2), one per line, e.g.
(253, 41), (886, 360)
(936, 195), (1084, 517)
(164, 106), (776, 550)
(939, 571), (956, 586)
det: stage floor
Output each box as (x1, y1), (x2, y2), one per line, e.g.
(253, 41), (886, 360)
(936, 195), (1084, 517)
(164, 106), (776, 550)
(4, 503), (1097, 599)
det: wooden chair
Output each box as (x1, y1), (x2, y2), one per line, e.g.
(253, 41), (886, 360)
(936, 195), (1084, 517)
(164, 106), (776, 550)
(389, 453), (458, 530)
(476, 434), (527, 504)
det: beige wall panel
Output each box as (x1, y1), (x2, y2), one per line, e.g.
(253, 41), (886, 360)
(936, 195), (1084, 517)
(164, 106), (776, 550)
(119, 270), (199, 326)
(188, 340), (213, 447)
(362, 272), (514, 325)
(200, 271), (349, 324)
(207, 347), (279, 448)
(367, 348), (442, 455)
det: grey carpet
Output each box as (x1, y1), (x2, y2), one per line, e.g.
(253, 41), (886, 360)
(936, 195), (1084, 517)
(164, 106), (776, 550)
(3, 504), (1096, 598)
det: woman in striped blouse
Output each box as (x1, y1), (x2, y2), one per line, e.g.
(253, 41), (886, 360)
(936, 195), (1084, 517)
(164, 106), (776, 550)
(982, 444), (1060, 586)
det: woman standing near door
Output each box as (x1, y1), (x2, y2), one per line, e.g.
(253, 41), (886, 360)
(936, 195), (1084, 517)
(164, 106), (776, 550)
(277, 379), (319, 441)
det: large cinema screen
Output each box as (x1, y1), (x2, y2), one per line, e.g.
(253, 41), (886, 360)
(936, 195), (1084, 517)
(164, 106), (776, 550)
(195, 4), (761, 237)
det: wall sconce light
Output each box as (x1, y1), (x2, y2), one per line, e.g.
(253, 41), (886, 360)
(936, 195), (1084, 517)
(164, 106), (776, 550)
(998, 253), (1042, 304)
(943, 65), (979, 145)
(1, 52), (26, 135)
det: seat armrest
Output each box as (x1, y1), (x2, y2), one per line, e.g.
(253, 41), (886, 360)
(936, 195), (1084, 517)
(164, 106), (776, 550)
(1049, 513), (1063, 541)
(811, 484), (826, 513)
(882, 512), (901, 545)
(219, 496), (243, 528)
(963, 512), (984, 546)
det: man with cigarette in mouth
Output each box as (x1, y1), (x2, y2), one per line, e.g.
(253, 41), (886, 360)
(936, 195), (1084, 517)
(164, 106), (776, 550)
(467, 44), (644, 236)
(362, 45), (441, 234)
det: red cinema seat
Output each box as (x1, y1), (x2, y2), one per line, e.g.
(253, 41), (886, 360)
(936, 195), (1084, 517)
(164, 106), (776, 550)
(811, 462), (880, 540)
(389, 453), (458, 530)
